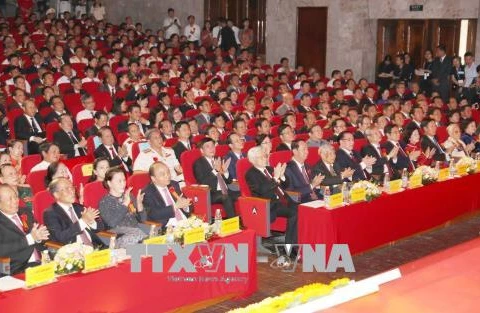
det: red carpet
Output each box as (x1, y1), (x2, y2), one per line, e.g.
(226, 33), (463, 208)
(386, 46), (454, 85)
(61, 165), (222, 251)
(323, 237), (480, 313)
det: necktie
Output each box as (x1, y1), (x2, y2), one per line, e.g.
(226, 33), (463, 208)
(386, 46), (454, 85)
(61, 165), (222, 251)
(212, 159), (228, 195)
(109, 147), (117, 158)
(69, 132), (86, 156)
(327, 163), (336, 176)
(263, 168), (285, 198)
(31, 117), (40, 133)
(12, 215), (41, 261)
(397, 143), (415, 171)
(301, 165), (310, 184)
(163, 188), (174, 206)
(111, 87), (115, 97)
(68, 207), (92, 246)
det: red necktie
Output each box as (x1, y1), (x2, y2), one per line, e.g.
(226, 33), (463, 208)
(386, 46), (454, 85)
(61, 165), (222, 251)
(12, 215), (41, 261)
(263, 168), (285, 198)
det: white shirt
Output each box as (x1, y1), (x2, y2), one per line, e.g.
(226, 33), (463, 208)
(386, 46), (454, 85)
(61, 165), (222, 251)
(163, 16), (181, 40)
(212, 26), (222, 44)
(205, 156), (230, 191)
(191, 87), (206, 98)
(81, 77), (101, 84)
(184, 24), (201, 42)
(76, 109), (96, 123)
(57, 202), (97, 244)
(231, 25), (240, 44)
(69, 56), (88, 65)
(24, 114), (43, 141)
(464, 62), (477, 87)
(133, 147), (184, 183)
(6, 79), (31, 93)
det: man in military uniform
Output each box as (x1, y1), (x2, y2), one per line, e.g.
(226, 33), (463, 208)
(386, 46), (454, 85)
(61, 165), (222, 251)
(122, 123), (146, 159)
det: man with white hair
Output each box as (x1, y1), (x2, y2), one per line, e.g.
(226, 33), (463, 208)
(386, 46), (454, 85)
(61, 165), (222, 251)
(245, 146), (298, 244)
(312, 144), (355, 193)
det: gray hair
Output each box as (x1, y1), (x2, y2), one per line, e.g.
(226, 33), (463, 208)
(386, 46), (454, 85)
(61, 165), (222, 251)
(318, 144), (334, 157)
(247, 146), (264, 163)
(145, 128), (162, 140)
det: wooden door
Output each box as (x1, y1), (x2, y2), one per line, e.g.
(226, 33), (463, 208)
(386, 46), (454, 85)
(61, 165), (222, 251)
(296, 7), (327, 76)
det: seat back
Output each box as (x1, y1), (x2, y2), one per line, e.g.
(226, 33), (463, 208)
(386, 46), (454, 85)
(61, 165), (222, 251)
(83, 181), (108, 209)
(353, 138), (368, 152)
(180, 149), (203, 185)
(78, 118), (94, 136)
(269, 150), (293, 167)
(131, 141), (150, 162)
(62, 155), (94, 171)
(27, 170), (48, 195)
(46, 122), (61, 142)
(82, 82), (100, 94)
(108, 115), (128, 139)
(236, 158), (253, 197)
(21, 154), (42, 175)
(92, 91), (113, 112)
(215, 144), (230, 158)
(127, 172), (151, 196)
(7, 108), (24, 139)
(72, 163), (93, 189)
(33, 190), (55, 224)
(306, 147), (321, 167)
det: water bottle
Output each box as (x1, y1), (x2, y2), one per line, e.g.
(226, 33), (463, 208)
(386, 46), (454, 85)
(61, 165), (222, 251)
(41, 250), (51, 264)
(109, 236), (116, 250)
(214, 209), (223, 234)
(342, 182), (349, 204)
(166, 226), (174, 244)
(149, 224), (156, 238)
(324, 186), (331, 207)
(383, 172), (390, 191)
(109, 236), (117, 264)
(435, 161), (441, 171)
(449, 159), (456, 178)
(401, 169), (408, 188)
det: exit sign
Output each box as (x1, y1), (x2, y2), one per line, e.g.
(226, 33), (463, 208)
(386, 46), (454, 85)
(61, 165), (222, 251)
(410, 4), (423, 11)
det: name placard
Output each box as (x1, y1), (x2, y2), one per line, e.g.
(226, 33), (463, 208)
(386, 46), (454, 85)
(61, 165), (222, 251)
(326, 193), (343, 208)
(350, 188), (366, 203)
(81, 163), (93, 176)
(388, 179), (402, 193)
(477, 161), (480, 173)
(84, 249), (111, 272)
(220, 217), (240, 236)
(409, 174), (422, 188)
(438, 168), (450, 181)
(183, 227), (205, 245)
(143, 235), (167, 244)
(25, 262), (56, 288)
(456, 164), (468, 176)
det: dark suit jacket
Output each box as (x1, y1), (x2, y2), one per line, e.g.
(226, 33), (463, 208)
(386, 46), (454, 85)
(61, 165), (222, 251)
(431, 56), (453, 83)
(179, 103), (196, 115)
(224, 150), (245, 180)
(383, 140), (410, 177)
(312, 161), (343, 193)
(361, 143), (388, 179)
(44, 111), (63, 124)
(353, 130), (366, 139)
(405, 120), (421, 131)
(94, 144), (132, 170)
(172, 141), (190, 161)
(285, 160), (320, 202)
(193, 156), (232, 193)
(117, 120), (149, 134)
(220, 111), (235, 122)
(53, 129), (85, 158)
(142, 182), (189, 227)
(43, 202), (105, 247)
(85, 125), (100, 138)
(0, 209), (45, 275)
(276, 143), (291, 151)
(420, 135), (446, 162)
(14, 113), (45, 140)
(246, 85), (260, 95)
(334, 149), (367, 181)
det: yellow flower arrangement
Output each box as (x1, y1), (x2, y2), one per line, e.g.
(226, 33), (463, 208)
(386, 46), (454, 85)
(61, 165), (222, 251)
(227, 278), (350, 312)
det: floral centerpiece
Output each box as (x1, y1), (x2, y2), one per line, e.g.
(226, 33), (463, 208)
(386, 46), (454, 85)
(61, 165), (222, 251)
(172, 215), (215, 244)
(227, 278), (350, 312)
(350, 180), (381, 201)
(456, 156), (477, 174)
(413, 165), (438, 185)
(53, 242), (94, 275)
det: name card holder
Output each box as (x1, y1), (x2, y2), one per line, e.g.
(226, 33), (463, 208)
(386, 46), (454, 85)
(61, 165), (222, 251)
(350, 188), (366, 203)
(24, 262), (57, 289)
(83, 249), (112, 273)
(408, 175), (422, 189)
(386, 179), (403, 194)
(183, 227), (206, 245)
(456, 164), (468, 176)
(143, 236), (167, 245)
(438, 168), (450, 181)
(219, 217), (241, 237)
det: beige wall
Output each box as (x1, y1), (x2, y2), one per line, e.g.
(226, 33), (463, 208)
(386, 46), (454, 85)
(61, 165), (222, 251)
(266, 0), (480, 81)
(102, 0), (204, 33)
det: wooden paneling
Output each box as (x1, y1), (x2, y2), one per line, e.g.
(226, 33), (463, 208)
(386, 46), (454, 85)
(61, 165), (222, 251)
(296, 7), (327, 76)
(204, 0), (266, 54)
(466, 19), (477, 54)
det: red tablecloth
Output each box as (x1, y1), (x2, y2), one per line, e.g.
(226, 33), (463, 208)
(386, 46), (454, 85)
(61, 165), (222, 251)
(0, 230), (257, 313)
(299, 174), (480, 255)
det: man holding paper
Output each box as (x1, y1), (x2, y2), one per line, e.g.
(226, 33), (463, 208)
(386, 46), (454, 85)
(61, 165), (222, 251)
(142, 162), (191, 228)
(0, 184), (49, 275)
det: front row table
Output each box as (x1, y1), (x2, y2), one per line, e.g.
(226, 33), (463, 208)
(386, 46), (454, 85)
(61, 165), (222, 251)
(1, 230), (257, 313)
(299, 173), (480, 255)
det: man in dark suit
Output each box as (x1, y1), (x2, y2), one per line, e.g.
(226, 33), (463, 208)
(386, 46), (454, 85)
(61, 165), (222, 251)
(94, 126), (132, 172)
(224, 133), (245, 180)
(285, 140), (324, 202)
(0, 184), (49, 275)
(85, 111), (109, 138)
(14, 99), (46, 154)
(245, 146), (298, 244)
(313, 144), (354, 193)
(172, 121), (192, 160)
(220, 97), (235, 122)
(383, 124), (413, 178)
(54, 114), (88, 158)
(405, 105), (424, 131)
(99, 73), (119, 98)
(44, 178), (105, 248)
(361, 127), (395, 183)
(195, 99), (213, 133)
(334, 131), (376, 182)
(193, 138), (238, 218)
(44, 95), (70, 124)
(431, 44), (453, 103)
(179, 90), (197, 115)
(353, 115), (371, 139)
(420, 118), (449, 162)
(276, 124), (295, 151)
(143, 162), (191, 227)
(117, 104), (150, 135)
